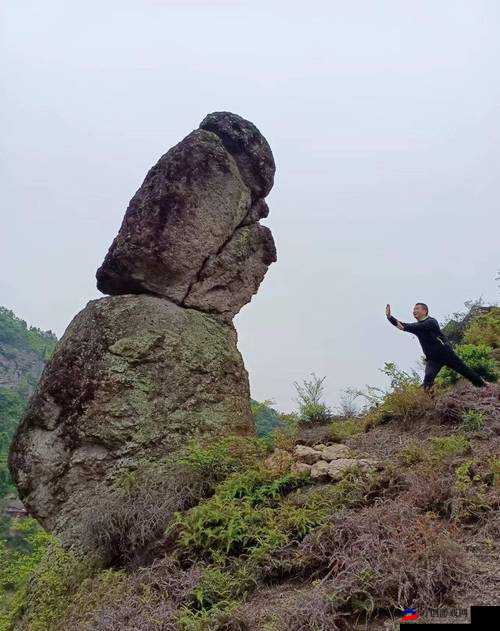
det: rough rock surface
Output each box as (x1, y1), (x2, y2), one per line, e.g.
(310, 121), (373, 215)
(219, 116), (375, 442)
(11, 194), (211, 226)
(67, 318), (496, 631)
(295, 443), (350, 464)
(319, 444), (350, 461)
(183, 222), (276, 319)
(294, 445), (324, 464)
(0, 345), (45, 395)
(199, 111), (275, 199)
(280, 442), (380, 481)
(96, 112), (276, 318)
(291, 462), (312, 475)
(9, 294), (252, 535)
(310, 460), (330, 479)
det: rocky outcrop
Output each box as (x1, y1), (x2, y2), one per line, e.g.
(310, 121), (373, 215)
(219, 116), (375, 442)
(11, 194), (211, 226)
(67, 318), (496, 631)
(270, 442), (381, 481)
(9, 294), (251, 534)
(9, 112), (275, 546)
(0, 347), (45, 395)
(95, 112), (276, 319)
(0, 307), (57, 396)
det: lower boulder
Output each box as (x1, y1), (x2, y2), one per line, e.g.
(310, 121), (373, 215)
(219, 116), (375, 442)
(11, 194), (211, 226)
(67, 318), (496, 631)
(9, 294), (252, 543)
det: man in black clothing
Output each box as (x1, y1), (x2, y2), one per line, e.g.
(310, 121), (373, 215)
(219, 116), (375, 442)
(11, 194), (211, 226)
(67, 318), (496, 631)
(386, 302), (487, 390)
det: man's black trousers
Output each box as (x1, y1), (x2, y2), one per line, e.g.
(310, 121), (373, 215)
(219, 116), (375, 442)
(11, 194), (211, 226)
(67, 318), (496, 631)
(423, 350), (485, 389)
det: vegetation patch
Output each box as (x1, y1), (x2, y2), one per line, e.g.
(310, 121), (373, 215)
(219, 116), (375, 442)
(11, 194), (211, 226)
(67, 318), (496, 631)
(429, 434), (471, 461)
(55, 556), (201, 631)
(459, 408), (486, 433)
(178, 435), (269, 483)
(330, 417), (364, 442)
(169, 469), (312, 564)
(436, 344), (497, 387)
(463, 306), (500, 348)
(72, 436), (269, 565)
(294, 374), (333, 424)
(0, 519), (96, 631)
(451, 460), (493, 523)
(266, 500), (466, 629)
(354, 363), (434, 430)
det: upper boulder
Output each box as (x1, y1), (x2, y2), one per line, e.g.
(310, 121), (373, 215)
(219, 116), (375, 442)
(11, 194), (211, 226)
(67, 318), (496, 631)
(96, 113), (276, 318)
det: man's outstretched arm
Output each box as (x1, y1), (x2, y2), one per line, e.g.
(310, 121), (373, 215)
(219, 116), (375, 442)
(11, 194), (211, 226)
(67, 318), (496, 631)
(386, 304), (405, 330)
(385, 304), (435, 333)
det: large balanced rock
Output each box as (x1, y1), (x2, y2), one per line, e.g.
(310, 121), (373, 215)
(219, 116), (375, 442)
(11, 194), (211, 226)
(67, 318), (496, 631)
(9, 294), (251, 535)
(96, 113), (276, 319)
(10, 112), (275, 551)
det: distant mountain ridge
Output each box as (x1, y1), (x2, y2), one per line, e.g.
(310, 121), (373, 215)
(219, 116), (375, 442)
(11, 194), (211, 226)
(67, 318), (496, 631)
(0, 307), (57, 496)
(0, 307), (57, 396)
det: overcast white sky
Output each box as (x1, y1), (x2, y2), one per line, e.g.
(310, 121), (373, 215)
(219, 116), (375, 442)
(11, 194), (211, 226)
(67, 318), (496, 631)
(1, 1), (499, 410)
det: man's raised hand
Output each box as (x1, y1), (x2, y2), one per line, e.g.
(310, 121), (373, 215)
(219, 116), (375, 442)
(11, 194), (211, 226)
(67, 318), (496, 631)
(386, 304), (391, 317)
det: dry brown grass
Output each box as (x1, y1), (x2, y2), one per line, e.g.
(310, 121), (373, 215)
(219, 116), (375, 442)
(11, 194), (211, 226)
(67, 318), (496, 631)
(57, 556), (201, 631)
(402, 463), (454, 517)
(435, 381), (500, 425)
(262, 499), (467, 625)
(72, 462), (210, 566)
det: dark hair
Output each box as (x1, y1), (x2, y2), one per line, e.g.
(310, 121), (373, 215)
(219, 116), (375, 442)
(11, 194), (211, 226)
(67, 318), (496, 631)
(415, 302), (429, 314)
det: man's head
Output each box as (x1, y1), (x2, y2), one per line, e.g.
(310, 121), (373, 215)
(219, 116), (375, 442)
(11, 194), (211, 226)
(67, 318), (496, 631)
(413, 302), (429, 320)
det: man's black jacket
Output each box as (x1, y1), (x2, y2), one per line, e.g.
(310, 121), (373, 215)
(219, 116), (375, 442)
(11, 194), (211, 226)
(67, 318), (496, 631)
(387, 315), (452, 360)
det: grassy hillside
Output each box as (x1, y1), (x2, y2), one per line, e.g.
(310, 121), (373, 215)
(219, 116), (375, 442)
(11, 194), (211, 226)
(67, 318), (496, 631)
(0, 308), (57, 497)
(0, 305), (498, 630)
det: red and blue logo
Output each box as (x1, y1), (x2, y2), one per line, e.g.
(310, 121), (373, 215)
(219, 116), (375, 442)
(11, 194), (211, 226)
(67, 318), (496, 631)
(400, 608), (419, 622)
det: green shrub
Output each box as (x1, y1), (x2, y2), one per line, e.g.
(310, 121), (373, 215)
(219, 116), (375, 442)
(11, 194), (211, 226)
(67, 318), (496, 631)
(441, 299), (488, 346)
(459, 409), (486, 433)
(170, 467), (385, 570)
(380, 362), (421, 389)
(293, 374), (332, 424)
(169, 468), (312, 563)
(330, 417), (364, 442)
(171, 494), (286, 561)
(291, 470), (386, 516)
(436, 344), (497, 386)
(399, 440), (427, 466)
(429, 434), (470, 460)
(178, 601), (238, 631)
(0, 518), (95, 631)
(452, 461), (492, 522)
(179, 559), (262, 628)
(270, 414), (299, 451)
(490, 457), (500, 488)
(185, 561), (260, 618)
(216, 468), (306, 506)
(179, 436), (269, 484)
(364, 384), (433, 429)
(355, 363), (433, 429)
(463, 307), (500, 348)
